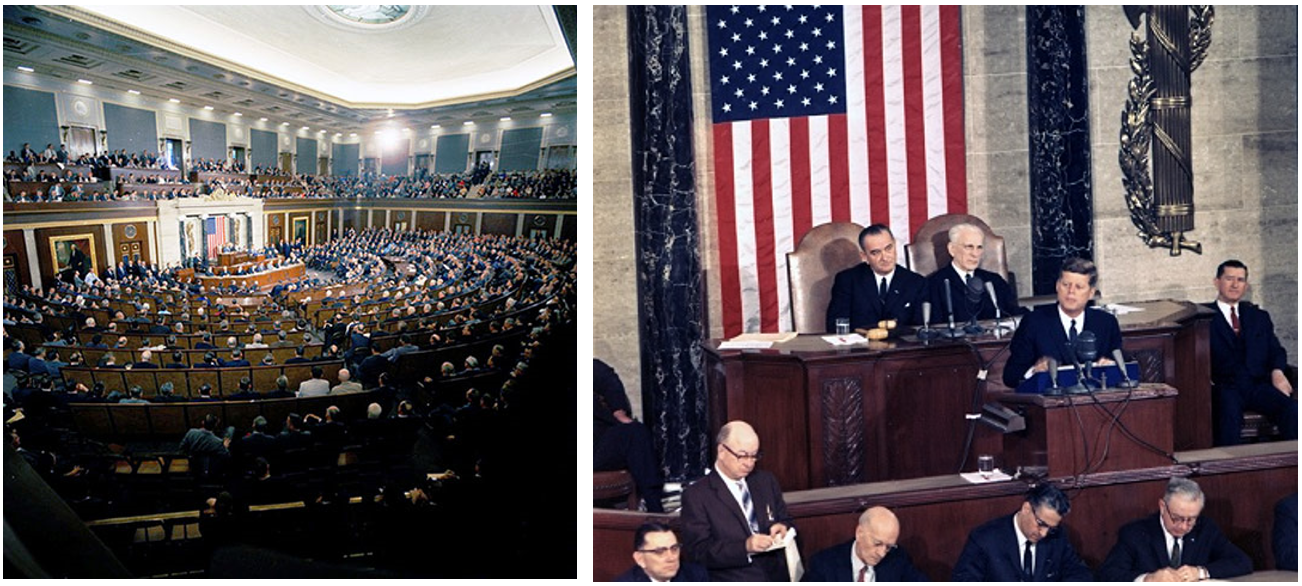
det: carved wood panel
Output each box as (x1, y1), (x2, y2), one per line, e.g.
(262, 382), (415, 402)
(820, 377), (865, 486)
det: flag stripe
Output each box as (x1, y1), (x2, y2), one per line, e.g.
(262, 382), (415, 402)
(862, 6), (890, 226)
(809, 116), (832, 226)
(941, 5), (968, 213)
(843, 7), (871, 226)
(731, 122), (761, 333)
(769, 119), (795, 333)
(921, 6), (950, 220)
(789, 117), (813, 241)
(828, 113), (850, 222)
(901, 6), (930, 237)
(749, 120), (778, 332)
(713, 123), (744, 337)
(881, 7), (911, 236)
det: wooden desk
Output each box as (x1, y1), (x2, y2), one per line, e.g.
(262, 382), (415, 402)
(997, 384), (1177, 477)
(703, 300), (1214, 491)
(217, 251), (261, 266)
(593, 441), (1297, 581)
(197, 263), (303, 289)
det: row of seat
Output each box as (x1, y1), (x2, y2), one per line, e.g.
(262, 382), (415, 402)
(57, 344), (324, 369)
(60, 360), (345, 401)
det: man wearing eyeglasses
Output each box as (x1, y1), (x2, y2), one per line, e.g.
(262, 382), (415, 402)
(1096, 477), (1251, 582)
(615, 522), (709, 582)
(681, 420), (794, 581)
(952, 483), (1092, 581)
(802, 506), (927, 582)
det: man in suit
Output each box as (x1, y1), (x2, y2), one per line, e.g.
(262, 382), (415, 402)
(594, 359), (664, 513)
(165, 351), (188, 369)
(1205, 259), (1297, 445)
(952, 483), (1091, 581)
(926, 223), (1020, 325)
(802, 506), (927, 582)
(298, 365), (331, 397)
(132, 349), (160, 369)
(1003, 257), (1122, 390)
(681, 420), (794, 582)
(615, 522), (710, 582)
(1096, 477), (1251, 581)
(330, 368), (363, 394)
(220, 349), (250, 368)
(284, 346), (311, 364)
(826, 224), (928, 332)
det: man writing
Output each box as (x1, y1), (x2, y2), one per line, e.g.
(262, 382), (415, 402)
(802, 506), (927, 582)
(926, 223), (1020, 324)
(826, 224), (928, 332)
(1205, 259), (1297, 445)
(681, 420), (794, 581)
(1096, 477), (1251, 581)
(1003, 257), (1120, 389)
(952, 484), (1092, 581)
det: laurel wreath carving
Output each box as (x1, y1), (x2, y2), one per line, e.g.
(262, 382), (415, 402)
(1119, 6), (1213, 256)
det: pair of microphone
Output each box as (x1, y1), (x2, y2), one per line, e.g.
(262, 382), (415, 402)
(1046, 332), (1137, 394)
(917, 276), (1000, 339)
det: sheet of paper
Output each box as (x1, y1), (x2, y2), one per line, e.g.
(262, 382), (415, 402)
(822, 334), (867, 346)
(960, 470), (1013, 484)
(761, 526), (798, 553)
(718, 340), (775, 350)
(1103, 303), (1145, 315)
(732, 332), (798, 343)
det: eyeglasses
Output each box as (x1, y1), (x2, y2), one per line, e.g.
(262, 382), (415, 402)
(721, 443), (763, 462)
(637, 543), (681, 556)
(1031, 509), (1060, 536)
(1162, 502), (1199, 526)
(866, 538), (898, 552)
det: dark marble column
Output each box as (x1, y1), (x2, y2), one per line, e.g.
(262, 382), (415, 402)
(627, 6), (710, 483)
(1026, 6), (1094, 294)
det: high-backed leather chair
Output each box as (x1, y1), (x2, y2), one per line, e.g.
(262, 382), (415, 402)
(905, 214), (1014, 291)
(787, 222), (867, 334)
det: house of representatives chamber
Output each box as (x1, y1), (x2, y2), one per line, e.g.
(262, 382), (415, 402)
(3, 5), (577, 579)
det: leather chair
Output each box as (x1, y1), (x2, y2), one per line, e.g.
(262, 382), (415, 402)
(594, 470), (639, 510)
(905, 214), (1013, 285)
(786, 222), (867, 334)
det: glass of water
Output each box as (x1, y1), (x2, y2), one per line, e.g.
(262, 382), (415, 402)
(835, 318), (850, 335)
(978, 454), (995, 479)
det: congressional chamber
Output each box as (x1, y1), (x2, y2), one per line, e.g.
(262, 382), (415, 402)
(2, 5), (578, 579)
(594, 6), (1297, 582)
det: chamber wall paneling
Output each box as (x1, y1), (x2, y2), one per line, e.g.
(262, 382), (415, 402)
(480, 212), (516, 236)
(417, 210), (444, 232)
(34, 225), (108, 285)
(4, 229), (32, 289)
(110, 222), (151, 265)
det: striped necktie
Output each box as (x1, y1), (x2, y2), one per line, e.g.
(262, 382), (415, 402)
(739, 481), (758, 533)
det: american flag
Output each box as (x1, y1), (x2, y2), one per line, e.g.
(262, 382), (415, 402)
(706, 5), (967, 336)
(204, 216), (228, 258)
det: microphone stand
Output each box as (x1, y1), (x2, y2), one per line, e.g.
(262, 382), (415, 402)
(1112, 349), (1140, 389)
(917, 302), (938, 341)
(1044, 357), (1062, 396)
(940, 278), (966, 339)
(1065, 348), (1091, 395)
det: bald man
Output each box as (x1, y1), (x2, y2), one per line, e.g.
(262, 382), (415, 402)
(803, 506), (928, 582)
(681, 421), (795, 582)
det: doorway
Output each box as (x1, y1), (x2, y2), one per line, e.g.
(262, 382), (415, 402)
(318, 156), (329, 177)
(67, 127), (97, 159)
(163, 138), (183, 171)
(279, 152), (293, 174)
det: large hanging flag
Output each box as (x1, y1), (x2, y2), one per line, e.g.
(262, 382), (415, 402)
(204, 215), (228, 258)
(705, 5), (967, 336)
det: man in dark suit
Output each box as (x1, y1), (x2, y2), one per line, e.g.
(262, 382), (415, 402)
(165, 351), (188, 369)
(1096, 477), (1251, 581)
(681, 420), (794, 582)
(594, 359), (664, 513)
(131, 349), (160, 369)
(194, 333), (216, 350)
(1003, 257), (1122, 389)
(802, 506), (927, 582)
(220, 349), (250, 368)
(952, 483), (1092, 581)
(826, 224), (928, 332)
(926, 223), (1020, 325)
(1205, 259), (1297, 445)
(284, 346), (310, 364)
(615, 522), (710, 582)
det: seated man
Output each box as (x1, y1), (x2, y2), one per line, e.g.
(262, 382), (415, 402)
(614, 522), (709, 582)
(926, 223), (1020, 324)
(681, 420), (793, 582)
(1205, 259), (1297, 445)
(826, 224), (928, 332)
(952, 483), (1091, 581)
(1003, 257), (1120, 389)
(803, 506), (927, 582)
(330, 369), (363, 394)
(1097, 477), (1251, 581)
(593, 359), (664, 513)
(298, 365), (330, 397)
(180, 413), (231, 478)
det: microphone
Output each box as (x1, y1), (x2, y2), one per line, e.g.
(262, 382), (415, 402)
(1076, 331), (1098, 391)
(1112, 348), (1139, 389)
(918, 301), (938, 340)
(941, 279), (964, 338)
(1045, 356), (1061, 395)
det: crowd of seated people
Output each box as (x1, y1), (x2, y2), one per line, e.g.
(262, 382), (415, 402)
(4, 167), (97, 183)
(191, 157), (246, 173)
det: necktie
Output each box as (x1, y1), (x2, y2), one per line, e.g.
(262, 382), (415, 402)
(1230, 306), (1240, 336)
(964, 273), (972, 288)
(1171, 538), (1182, 568)
(739, 481), (758, 533)
(879, 277), (888, 304)
(858, 566), (868, 582)
(1068, 319), (1078, 346)
(1023, 541), (1034, 581)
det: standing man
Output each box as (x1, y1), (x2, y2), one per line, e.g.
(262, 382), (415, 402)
(952, 484), (1092, 581)
(681, 420), (794, 582)
(926, 223), (1020, 324)
(826, 224), (928, 333)
(1205, 259), (1297, 445)
(802, 506), (927, 582)
(614, 522), (710, 582)
(1096, 477), (1251, 581)
(1003, 257), (1121, 389)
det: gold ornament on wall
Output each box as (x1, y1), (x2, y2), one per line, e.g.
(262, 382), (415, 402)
(1119, 5), (1213, 256)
